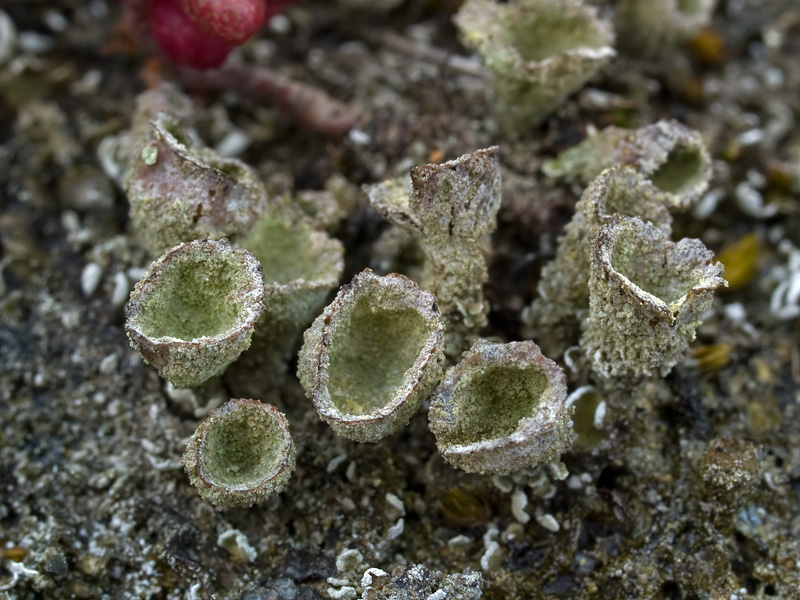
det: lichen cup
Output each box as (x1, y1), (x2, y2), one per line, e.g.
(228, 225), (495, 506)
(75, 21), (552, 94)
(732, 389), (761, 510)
(298, 269), (445, 443)
(124, 113), (268, 255)
(428, 340), (573, 474)
(236, 211), (344, 384)
(455, 0), (615, 133)
(126, 238), (265, 388)
(183, 398), (296, 510)
(582, 216), (726, 378)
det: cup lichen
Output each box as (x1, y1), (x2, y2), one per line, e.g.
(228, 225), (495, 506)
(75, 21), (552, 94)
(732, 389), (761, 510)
(297, 269), (445, 442)
(182, 398), (296, 510)
(581, 216), (726, 378)
(455, 0), (615, 133)
(365, 147), (501, 358)
(525, 120), (712, 357)
(227, 210), (345, 392)
(123, 112), (268, 255)
(542, 120), (712, 211)
(125, 238), (265, 388)
(428, 340), (573, 474)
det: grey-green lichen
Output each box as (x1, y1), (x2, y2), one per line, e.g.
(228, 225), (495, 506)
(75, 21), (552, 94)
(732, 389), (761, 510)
(581, 216), (726, 378)
(298, 269), (445, 443)
(542, 120), (711, 211)
(428, 340), (573, 474)
(615, 0), (717, 58)
(365, 147), (501, 358)
(525, 120), (712, 356)
(227, 210), (345, 393)
(455, 0), (615, 133)
(125, 238), (265, 388)
(123, 112), (268, 255)
(182, 398), (296, 510)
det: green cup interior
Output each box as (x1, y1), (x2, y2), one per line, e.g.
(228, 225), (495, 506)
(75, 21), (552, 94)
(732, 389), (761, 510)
(202, 405), (284, 488)
(136, 250), (248, 341)
(445, 365), (549, 445)
(243, 213), (339, 285)
(506, 3), (609, 62)
(649, 145), (705, 195)
(609, 224), (694, 304)
(326, 295), (428, 417)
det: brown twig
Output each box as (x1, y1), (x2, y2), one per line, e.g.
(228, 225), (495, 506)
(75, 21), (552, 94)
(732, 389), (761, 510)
(368, 31), (486, 78)
(175, 56), (362, 139)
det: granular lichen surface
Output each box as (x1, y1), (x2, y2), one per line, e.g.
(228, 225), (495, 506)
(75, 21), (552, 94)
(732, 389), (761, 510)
(1, 1), (800, 599)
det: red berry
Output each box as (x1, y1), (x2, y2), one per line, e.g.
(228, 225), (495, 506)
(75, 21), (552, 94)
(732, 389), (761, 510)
(150, 0), (235, 69)
(180, 0), (266, 46)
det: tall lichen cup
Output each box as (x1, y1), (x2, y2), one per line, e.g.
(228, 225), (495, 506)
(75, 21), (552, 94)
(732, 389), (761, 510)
(366, 147), (501, 357)
(525, 121), (712, 356)
(582, 216), (726, 378)
(183, 398), (296, 510)
(455, 0), (615, 133)
(126, 238), (265, 388)
(298, 269), (445, 443)
(428, 340), (573, 474)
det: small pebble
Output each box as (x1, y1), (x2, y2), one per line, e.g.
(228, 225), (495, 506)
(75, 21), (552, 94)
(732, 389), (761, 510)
(536, 513), (560, 532)
(510, 489), (530, 524)
(98, 353), (118, 375)
(81, 262), (103, 296)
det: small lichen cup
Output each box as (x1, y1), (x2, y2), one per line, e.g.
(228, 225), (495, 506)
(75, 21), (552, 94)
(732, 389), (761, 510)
(126, 238), (265, 388)
(581, 216), (726, 378)
(455, 0), (615, 133)
(428, 340), (574, 474)
(183, 398), (296, 510)
(297, 269), (445, 443)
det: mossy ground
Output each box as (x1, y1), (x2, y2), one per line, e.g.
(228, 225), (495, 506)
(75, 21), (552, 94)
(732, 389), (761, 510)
(1, 1), (799, 599)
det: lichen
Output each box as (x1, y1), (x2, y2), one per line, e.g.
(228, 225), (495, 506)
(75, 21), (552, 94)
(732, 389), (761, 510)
(365, 147), (501, 358)
(183, 398), (296, 510)
(581, 216), (726, 378)
(298, 269), (445, 442)
(455, 0), (615, 133)
(123, 112), (268, 255)
(226, 210), (344, 394)
(525, 120), (712, 357)
(125, 238), (264, 387)
(428, 340), (573, 474)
